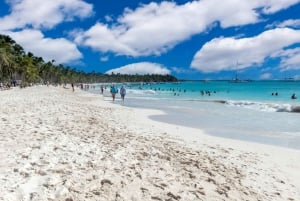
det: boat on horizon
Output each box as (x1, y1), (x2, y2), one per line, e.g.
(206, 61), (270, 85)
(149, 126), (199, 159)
(229, 72), (251, 83)
(284, 77), (295, 82)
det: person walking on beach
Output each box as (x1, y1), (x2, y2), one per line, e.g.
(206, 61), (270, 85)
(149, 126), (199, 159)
(100, 85), (104, 94)
(120, 86), (126, 104)
(71, 83), (74, 92)
(110, 85), (117, 102)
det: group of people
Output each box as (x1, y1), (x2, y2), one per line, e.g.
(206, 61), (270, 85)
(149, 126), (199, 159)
(79, 84), (127, 103)
(110, 85), (126, 103)
(271, 92), (297, 99)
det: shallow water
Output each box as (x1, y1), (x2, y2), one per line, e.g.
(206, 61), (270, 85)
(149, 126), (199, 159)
(123, 98), (300, 150)
(89, 81), (300, 150)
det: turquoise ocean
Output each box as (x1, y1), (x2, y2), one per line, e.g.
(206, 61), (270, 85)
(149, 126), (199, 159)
(91, 81), (300, 150)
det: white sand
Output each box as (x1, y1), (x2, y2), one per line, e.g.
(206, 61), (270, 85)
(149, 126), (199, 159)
(0, 85), (299, 201)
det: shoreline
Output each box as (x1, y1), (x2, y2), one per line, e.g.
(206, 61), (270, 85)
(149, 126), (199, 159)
(1, 85), (299, 200)
(103, 94), (300, 150)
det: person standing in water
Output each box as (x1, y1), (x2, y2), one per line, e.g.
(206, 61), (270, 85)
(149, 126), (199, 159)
(100, 85), (104, 94)
(120, 86), (126, 104)
(110, 85), (117, 102)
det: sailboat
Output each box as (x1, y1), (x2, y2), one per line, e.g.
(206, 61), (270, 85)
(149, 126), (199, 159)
(229, 71), (251, 83)
(283, 73), (295, 82)
(229, 62), (250, 83)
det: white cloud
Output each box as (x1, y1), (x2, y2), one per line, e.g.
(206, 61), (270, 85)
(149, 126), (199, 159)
(171, 67), (195, 74)
(171, 67), (188, 74)
(74, 22), (138, 56)
(278, 19), (300, 28)
(293, 74), (300, 80)
(260, 73), (272, 80)
(260, 0), (300, 14)
(267, 19), (300, 29)
(0, 0), (93, 30)
(105, 62), (171, 75)
(100, 56), (109, 62)
(191, 28), (300, 73)
(74, 0), (300, 57)
(0, 0), (88, 65)
(2, 29), (82, 64)
(272, 47), (300, 70)
(104, 15), (113, 22)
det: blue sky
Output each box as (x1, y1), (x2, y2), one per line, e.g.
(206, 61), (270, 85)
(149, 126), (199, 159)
(1, 0), (300, 80)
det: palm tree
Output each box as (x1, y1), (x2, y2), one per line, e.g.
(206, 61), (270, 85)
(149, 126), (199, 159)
(0, 46), (15, 81)
(1, 34), (178, 85)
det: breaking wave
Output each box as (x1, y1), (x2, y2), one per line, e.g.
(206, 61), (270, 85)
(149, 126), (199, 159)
(225, 100), (300, 113)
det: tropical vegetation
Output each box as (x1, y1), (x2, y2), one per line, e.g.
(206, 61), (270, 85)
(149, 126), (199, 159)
(0, 34), (177, 86)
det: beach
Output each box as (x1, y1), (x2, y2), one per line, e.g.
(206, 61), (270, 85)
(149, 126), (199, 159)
(1, 86), (300, 201)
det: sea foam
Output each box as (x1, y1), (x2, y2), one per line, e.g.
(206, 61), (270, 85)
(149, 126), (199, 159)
(225, 100), (296, 113)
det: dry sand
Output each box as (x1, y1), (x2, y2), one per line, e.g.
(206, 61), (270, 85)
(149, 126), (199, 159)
(0, 85), (299, 201)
